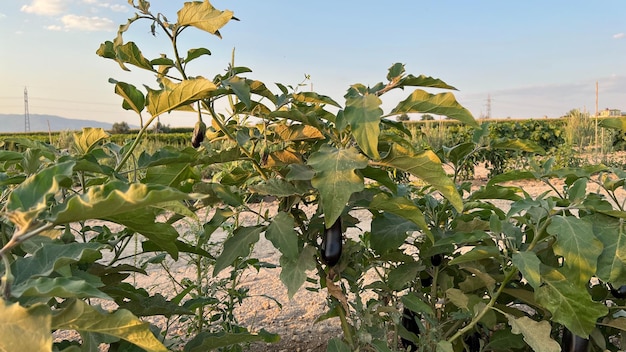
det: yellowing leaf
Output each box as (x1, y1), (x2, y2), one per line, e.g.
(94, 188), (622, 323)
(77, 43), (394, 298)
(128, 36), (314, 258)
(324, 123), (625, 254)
(177, 0), (234, 37)
(51, 300), (167, 352)
(379, 145), (462, 212)
(547, 216), (603, 285)
(146, 77), (216, 117)
(308, 146), (368, 227)
(343, 94), (383, 159)
(506, 314), (560, 352)
(536, 267), (608, 337)
(73, 128), (110, 155)
(0, 301), (52, 352)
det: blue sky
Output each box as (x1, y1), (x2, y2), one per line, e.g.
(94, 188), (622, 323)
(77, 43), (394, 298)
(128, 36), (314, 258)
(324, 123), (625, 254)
(1, 1), (625, 128)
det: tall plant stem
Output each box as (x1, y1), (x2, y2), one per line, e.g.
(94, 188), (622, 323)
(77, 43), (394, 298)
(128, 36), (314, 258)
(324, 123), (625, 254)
(115, 114), (160, 173)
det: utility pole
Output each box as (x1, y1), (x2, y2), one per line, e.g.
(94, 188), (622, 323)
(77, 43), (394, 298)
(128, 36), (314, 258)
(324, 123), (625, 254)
(486, 94), (492, 119)
(24, 87), (31, 132)
(594, 81), (599, 158)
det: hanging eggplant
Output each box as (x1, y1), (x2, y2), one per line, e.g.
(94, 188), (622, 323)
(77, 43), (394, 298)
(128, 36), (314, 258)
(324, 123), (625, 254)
(191, 119), (206, 148)
(321, 217), (342, 266)
(401, 307), (419, 350)
(561, 327), (589, 352)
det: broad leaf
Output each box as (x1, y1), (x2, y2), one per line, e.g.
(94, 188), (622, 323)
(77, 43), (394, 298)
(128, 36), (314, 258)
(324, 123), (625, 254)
(292, 92), (341, 108)
(592, 214), (626, 286)
(265, 212), (299, 260)
(7, 160), (74, 229)
(379, 145), (462, 212)
(370, 212), (416, 254)
(512, 251), (542, 290)
(274, 123), (324, 141)
(12, 242), (105, 285)
(185, 47), (211, 63)
(326, 337), (352, 352)
(506, 314), (560, 352)
(0, 301), (51, 352)
(52, 300), (167, 352)
(11, 277), (109, 300)
(146, 77), (216, 117)
(343, 93), (383, 159)
(50, 181), (190, 224)
(390, 90), (478, 127)
(223, 76), (251, 108)
(108, 209), (180, 259)
(599, 117), (626, 131)
(370, 193), (432, 242)
(308, 146), (368, 227)
(279, 245), (316, 298)
(73, 128), (110, 155)
(250, 179), (304, 197)
(213, 226), (263, 276)
(111, 80), (145, 114)
(535, 267), (608, 337)
(184, 330), (279, 352)
(177, 0), (234, 37)
(388, 262), (423, 291)
(491, 138), (546, 154)
(401, 293), (434, 316)
(547, 216), (603, 285)
(448, 246), (501, 265)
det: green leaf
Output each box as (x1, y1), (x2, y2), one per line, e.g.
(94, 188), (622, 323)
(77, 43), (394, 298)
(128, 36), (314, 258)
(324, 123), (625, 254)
(292, 92), (341, 108)
(213, 226), (263, 276)
(599, 117), (626, 131)
(343, 93), (383, 159)
(223, 76), (251, 108)
(177, 0), (234, 37)
(326, 337), (351, 352)
(12, 242), (105, 285)
(0, 301), (51, 352)
(401, 293), (434, 316)
(308, 146), (368, 227)
(379, 145), (462, 212)
(250, 179), (303, 197)
(184, 330), (279, 352)
(370, 193), (432, 243)
(390, 90), (478, 127)
(185, 47), (211, 63)
(370, 212), (416, 254)
(12, 277), (110, 300)
(436, 341), (453, 352)
(7, 160), (74, 215)
(547, 216), (603, 285)
(512, 251), (542, 290)
(592, 214), (626, 286)
(279, 245), (316, 298)
(142, 163), (199, 188)
(491, 138), (546, 154)
(505, 314), (560, 352)
(99, 41), (153, 71)
(52, 300), (167, 352)
(449, 246), (501, 265)
(535, 267), (608, 337)
(484, 329), (526, 351)
(146, 77), (216, 117)
(388, 262), (423, 291)
(50, 181), (190, 224)
(108, 209), (180, 259)
(111, 80), (145, 115)
(266, 212), (299, 260)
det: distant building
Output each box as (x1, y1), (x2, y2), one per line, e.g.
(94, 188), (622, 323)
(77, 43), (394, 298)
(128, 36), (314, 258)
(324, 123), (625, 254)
(599, 108), (623, 117)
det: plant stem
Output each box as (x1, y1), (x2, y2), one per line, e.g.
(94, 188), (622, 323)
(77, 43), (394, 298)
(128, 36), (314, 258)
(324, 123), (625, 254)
(448, 268), (518, 343)
(115, 114), (160, 172)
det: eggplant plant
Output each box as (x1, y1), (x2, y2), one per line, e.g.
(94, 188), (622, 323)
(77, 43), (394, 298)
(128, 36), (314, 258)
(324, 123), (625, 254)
(3, 1), (626, 351)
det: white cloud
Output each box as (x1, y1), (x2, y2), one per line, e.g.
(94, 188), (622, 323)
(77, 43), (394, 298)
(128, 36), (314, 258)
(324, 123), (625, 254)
(21, 0), (69, 16)
(0, 13), (6, 19)
(58, 14), (116, 31)
(46, 25), (63, 31)
(613, 33), (625, 39)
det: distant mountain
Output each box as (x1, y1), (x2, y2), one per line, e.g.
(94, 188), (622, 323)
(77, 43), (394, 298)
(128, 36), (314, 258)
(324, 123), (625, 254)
(0, 114), (114, 133)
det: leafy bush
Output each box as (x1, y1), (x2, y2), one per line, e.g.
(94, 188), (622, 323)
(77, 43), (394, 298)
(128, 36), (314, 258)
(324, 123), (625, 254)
(3, 1), (626, 352)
